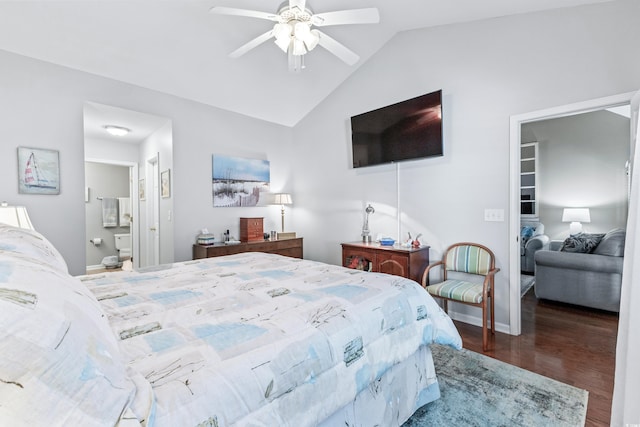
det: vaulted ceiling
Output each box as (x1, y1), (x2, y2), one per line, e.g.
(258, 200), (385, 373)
(0, 0), (613, 127)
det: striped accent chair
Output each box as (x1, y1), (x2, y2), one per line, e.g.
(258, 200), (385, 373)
(421, 242), (500, 351)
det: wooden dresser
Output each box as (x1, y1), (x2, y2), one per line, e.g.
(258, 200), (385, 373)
(341, 241), (430, 283)
(193, 237), (303, 260)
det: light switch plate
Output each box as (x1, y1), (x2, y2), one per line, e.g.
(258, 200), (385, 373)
(484, 209), (505, 222)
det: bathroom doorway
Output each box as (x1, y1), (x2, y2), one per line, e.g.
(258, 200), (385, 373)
(83, 102), (173, 272)
(84, 160), (137, 272)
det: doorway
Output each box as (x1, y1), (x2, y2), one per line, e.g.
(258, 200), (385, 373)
(509, 92), (636, 335)
(84, 160), (138, 272)
(83, 102), (173, 271)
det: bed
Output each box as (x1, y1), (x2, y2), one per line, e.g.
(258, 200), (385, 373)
(0, 224), (462, 426)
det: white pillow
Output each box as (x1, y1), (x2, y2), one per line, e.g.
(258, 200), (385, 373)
(0, 224), (68, 273)
(0, 247), (138, 425)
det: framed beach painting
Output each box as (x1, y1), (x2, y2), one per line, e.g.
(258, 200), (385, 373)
(161, 169), (171, 198)
(17, 147), (60, 195)
(212, 155), (270, 207)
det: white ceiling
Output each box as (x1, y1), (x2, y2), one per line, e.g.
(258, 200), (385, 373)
(83, 102), (171, 145)
(0, 0), (614, 131)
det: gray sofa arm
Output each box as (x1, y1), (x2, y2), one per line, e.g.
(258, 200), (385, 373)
(535, 250), (623, 274)
(521, 234), (550, 273)
(525, 235), (550, 253)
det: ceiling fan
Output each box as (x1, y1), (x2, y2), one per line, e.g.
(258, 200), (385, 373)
(210, 0), (380, 72)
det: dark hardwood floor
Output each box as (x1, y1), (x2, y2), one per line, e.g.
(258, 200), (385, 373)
(455, 289), (618, 427)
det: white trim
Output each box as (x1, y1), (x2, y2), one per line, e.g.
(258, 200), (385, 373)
(509, 91), (635, 336)
(447, 309), (510, 335)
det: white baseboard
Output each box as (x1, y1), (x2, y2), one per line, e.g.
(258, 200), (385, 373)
(86, 264), (104, 272)
(446, 310), (511, 335)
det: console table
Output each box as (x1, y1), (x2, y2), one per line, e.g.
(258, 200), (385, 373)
(193, 237), (303, 260)
(341, 241), (430, 283)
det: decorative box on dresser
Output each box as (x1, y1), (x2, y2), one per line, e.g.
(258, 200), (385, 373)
(240, 217), (264, 243)
(341, 241), (430, 283)
(193, 238), (303, 260)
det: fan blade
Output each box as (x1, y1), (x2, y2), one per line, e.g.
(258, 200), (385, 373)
(229, 30), (274, 59)
(289, 0), (307, 12)
(316, 30), (359, 65)
(312, 8), (380, 27)
(209, 6), (278, 22)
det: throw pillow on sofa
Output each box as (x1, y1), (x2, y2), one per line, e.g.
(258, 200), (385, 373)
(560, 232), (605, 253)
(592, 228), (626, 256)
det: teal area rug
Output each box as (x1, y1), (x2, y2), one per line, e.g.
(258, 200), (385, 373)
(521, 274), (535, 297)
(403, 345), (588, 426)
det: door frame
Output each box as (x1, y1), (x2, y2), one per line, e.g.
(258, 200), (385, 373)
(509, 91), (635, 335)
(146, 153), (161, 266)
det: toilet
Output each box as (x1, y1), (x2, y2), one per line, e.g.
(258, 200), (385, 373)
(114, 233), (131, 261)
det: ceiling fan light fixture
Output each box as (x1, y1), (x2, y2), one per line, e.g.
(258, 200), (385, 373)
(273, 23), (292, 52)
(292, 38), (306, 56)
(294, 22), (319, 51)
(274, 37), (290, 53)
(213, 3), (379, 71)
(305, 29), (320, 51)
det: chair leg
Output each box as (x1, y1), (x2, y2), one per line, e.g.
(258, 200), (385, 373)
(490, 292), (495, 336)
(482, 301), (488, 351)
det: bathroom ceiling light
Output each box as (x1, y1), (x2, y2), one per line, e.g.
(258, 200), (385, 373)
(103, 125), (131, 137)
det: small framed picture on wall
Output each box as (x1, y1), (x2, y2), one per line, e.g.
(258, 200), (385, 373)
(161, 169), (171, 198)
(139, 178), (146, 201)
(17, 147), (60, 195)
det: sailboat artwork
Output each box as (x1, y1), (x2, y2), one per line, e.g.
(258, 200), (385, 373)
(17, 147), (60, 195)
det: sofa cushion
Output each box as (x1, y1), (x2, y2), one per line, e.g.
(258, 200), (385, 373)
(560, 232), (605, 253)
(592, 228), (626, 257)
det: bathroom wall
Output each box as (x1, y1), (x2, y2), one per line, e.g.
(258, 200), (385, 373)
(84, 161), (130, 269)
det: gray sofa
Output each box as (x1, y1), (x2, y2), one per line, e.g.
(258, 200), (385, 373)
(534, 228), (625, 312)
(521, 221), (550, 274)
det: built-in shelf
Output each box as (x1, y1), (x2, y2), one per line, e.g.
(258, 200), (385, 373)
(521, 142), (538, 217)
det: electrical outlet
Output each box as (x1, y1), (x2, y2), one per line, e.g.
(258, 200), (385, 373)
(484, 209), (505, 222)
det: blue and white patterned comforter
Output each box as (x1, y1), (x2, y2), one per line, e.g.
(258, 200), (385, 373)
(80, 252), (462, 426)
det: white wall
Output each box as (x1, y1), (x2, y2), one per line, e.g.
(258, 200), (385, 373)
(0, 51), (294, 275)
(291, 0), (640, 329)
(524, 110), (630, 241)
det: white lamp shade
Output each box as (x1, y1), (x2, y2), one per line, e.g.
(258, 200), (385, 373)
(292, 38), (306, 56)
(0, 204), (35, 230)
(273, 23), (292, 52)
(306, 29), (320, 51)
(562, 208), (591, 223)
(273, 193), (293, 205)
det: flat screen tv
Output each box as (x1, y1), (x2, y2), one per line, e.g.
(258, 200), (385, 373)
(350, 90), (443, 168)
